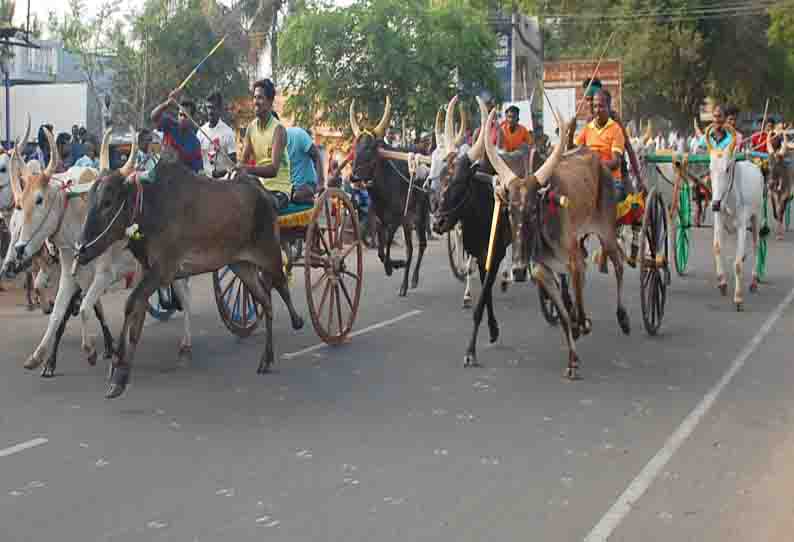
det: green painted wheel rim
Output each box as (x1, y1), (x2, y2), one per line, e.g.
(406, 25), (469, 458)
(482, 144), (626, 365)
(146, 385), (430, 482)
(675, 181), (691, 274)
(756, 188), (769, 281)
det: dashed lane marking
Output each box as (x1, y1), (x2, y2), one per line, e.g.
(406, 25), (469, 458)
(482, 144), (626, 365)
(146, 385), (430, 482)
(282, 310), (423, 359)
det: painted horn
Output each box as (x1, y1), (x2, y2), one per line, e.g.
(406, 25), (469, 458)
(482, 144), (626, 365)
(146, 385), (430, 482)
(483, 109), (520, 187)
(372, 96), (391, 138)
(704, 125), (714, 153)
(119, 126), (139, 177)
(455, 104), (467, 147)
(99, 127), (112, 171)
(444, 95), (458, 155)
(42, 127), (58, 180)
(434, 107), (445, 154)
(467, 96), (489, 161)
(349, 99), (361, 139)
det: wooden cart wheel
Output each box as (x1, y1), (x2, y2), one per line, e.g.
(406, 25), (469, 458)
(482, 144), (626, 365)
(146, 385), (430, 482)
(639, 188), (669, 336)
(447, 223), (468, 282)
(305, 188), (363, 345)
(213, 264), (263, 338)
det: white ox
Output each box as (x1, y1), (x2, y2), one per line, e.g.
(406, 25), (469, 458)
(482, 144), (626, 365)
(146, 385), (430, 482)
(8, 123), (192, 377)
(705, 125), (764, 310)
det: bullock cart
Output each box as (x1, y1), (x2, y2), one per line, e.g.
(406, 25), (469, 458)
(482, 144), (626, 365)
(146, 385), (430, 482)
(211, 188), (363, 344)
(643, 151), (769, 282)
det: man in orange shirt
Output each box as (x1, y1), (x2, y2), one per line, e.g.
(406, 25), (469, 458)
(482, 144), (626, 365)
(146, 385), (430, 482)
(498, 105), (533, 176)
(575, 90), (626, 200)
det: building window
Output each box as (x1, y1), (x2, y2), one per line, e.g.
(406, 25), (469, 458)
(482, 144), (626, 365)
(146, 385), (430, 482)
(26, 47), (55, 74)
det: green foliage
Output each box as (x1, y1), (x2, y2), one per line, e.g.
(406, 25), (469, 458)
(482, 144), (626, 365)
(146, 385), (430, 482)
(279, 0), (499, 135)
(528, 0), (792, 128)
(49, 0), (248, 128)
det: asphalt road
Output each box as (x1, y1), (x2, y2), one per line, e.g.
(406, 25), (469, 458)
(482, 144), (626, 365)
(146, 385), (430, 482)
(2, 227), (794, 542)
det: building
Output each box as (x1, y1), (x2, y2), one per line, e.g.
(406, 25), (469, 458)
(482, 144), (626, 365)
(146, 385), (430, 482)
(1, 38), (114, 143)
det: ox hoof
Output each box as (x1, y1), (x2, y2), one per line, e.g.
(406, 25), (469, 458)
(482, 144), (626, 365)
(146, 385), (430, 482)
(40, 363), (56, 378)
(85, 347), (98, 367)
(23, 352), (46, 370)
(463, 353), (481, 368)
(384, 266), (393, 277)
(489, 323), (499, 344)
(718, 283), (728, 297)
(105, 366), (130, 399)
(617, 307), (631, 335)
(256, 356), (274, 374)
(291, 315), (305, 331)
(736, 302), (744, 312)
(500, 281), (509, 293)
(462, 296), (472, 309)
(398, 287), (408, 297)
(410, 278), (419, 289)
(178, 344), (192, 366)
(564, 366), (581, 380)
(26, 304), (36, 312)
(582, 318), (593, 335)
(103, 347), (115, 360)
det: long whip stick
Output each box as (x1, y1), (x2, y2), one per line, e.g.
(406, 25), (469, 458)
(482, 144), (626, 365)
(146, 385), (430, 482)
(176, 36), (227, 92)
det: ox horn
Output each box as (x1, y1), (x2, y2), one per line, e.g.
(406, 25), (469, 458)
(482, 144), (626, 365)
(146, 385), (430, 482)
(42, 127), (57, 181)
(9, 115), (30, 202)
(349, 99), (361, 139)
(444, 95), (458, 155)
(455, 104), (467, 147)
(467, 96), (489, 161)
(119, 126), (139, 177)
(484, 108), (520, 188)
(99, 127), (112, 171)
(372, 96), (391, 139)
(533, 118), (568, 186)
(434, 107), (445, 153)
(704, 124), (714, 153)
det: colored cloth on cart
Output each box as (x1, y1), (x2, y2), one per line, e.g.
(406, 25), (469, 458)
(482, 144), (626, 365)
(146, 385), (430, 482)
(575, 118), (625, 180)
(616, 192), (644, 226)
(154, 112), (203, 173)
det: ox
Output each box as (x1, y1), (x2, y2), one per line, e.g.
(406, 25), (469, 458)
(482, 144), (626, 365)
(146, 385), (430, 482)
(350, 97), (432, 297)
(9, 125), (192, 378)
(432, 96), (514, 366)
(705, 125), (764, 310)
(767, 132), (794, 241)
(485, 108), (630, 379)
(76, 146), (304, 398)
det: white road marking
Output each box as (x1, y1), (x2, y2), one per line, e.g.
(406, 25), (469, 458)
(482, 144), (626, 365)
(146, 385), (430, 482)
(585, 285), (794, 542)
(282, 310), (423, 359)
(0, 437), (48, 458)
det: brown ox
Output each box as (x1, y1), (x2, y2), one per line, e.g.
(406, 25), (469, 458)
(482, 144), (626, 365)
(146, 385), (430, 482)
(767, 132), (794, 240)
(484, 110), (630, 379)
(76, 151), (304, 398)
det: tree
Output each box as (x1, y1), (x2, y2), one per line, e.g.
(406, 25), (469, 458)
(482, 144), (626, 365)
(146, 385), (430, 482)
(53, 0), (120, 134)
(108, 0), (248, 128)
(279, 0), (499, 136)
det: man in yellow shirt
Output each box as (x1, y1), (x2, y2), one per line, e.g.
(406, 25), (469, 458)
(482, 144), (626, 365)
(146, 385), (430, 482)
(239, 79), (292, 208)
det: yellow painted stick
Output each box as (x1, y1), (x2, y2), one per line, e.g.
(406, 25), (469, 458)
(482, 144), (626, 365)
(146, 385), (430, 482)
(485, 197), (502, 272)
(176, 36), (227, 92)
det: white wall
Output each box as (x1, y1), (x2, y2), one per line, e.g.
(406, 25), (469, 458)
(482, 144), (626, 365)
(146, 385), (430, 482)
(0, 83), (89, 142)
(542, 87), (576, 144)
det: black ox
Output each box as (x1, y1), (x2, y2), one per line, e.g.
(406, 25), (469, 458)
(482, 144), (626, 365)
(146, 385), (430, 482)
(349, 97), (431, 297)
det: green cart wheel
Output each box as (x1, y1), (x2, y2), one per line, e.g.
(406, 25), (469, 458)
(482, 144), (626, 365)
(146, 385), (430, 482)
(756, 187), (770, 282)
(673, 180), (692, 276)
